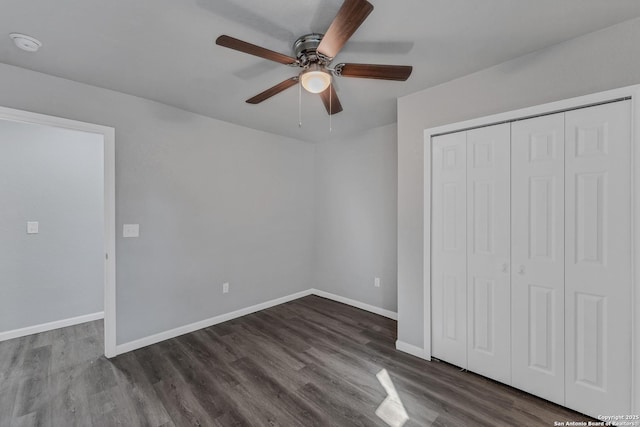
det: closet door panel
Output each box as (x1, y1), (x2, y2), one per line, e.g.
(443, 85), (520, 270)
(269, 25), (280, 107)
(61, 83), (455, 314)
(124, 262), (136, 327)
(431, 132), (467, 368)
(511, 113), (565, 405)
(466, 123), (511, 384)
(565, 100), (632, 416)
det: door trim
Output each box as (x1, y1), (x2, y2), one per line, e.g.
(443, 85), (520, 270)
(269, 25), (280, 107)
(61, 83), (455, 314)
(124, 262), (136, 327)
(0, 105), (117, 358)
(422, 84), (640, 413)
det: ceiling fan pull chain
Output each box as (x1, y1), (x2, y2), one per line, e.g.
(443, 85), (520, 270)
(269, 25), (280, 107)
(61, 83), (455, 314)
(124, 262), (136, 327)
(298, 78), (302, 128)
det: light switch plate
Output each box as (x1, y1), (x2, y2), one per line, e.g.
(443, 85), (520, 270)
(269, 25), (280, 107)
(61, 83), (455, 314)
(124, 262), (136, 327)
(123, 224), (139, 238)
(27, 221), (39, 234)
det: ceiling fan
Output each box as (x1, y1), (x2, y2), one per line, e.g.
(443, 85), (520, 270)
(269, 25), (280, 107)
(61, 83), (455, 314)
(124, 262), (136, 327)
(215, 0), (412, 115)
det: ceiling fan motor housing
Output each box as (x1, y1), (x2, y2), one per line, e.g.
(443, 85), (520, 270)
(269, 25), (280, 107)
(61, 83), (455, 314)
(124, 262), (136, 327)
(293, 33), (326, 66)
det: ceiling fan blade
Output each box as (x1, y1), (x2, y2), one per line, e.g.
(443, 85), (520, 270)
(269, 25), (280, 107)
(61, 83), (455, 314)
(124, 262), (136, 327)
(246, 77), (299, 104)
(319, 84), (343, 115)
(216, 35), (297, 65)
(336, 63), (412, 81)
(317, 0), (374, 60)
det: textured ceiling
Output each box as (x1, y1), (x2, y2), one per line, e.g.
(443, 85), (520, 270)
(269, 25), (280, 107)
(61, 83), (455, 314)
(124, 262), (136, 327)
(2, 0), (640, 142)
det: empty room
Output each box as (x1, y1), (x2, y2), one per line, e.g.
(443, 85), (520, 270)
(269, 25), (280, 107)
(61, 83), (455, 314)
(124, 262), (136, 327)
(1, 0), (639, 426)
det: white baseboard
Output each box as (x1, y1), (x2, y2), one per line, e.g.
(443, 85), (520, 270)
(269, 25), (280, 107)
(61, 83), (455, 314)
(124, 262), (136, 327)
(115, 288), (399, 356)
(310, 289), (398, 320)
(0, 311), (104, 342)
(395, 340), (430, 360)
(115, 289), (314, 355)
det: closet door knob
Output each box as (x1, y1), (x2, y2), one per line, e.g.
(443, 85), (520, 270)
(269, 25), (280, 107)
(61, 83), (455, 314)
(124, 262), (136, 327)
(518, 265), (525, 275)
(501, 262), (509, 273)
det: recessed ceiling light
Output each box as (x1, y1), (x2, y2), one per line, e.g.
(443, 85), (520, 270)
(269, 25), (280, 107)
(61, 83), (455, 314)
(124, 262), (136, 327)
(9, 33), (42, 52)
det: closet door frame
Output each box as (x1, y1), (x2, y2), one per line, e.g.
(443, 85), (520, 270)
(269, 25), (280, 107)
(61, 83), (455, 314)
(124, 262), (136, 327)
(420, 84), (640, 414)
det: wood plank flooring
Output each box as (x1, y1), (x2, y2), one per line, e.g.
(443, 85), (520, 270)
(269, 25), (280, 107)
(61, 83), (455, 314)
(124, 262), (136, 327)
(0, 295), (593, 426)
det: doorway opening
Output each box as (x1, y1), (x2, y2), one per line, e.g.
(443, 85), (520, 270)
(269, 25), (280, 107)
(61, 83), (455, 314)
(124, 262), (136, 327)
(0, 106), (116, 357)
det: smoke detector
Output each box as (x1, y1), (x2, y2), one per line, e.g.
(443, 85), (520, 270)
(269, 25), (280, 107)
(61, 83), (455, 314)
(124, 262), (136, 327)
(10, 33), (42, 52)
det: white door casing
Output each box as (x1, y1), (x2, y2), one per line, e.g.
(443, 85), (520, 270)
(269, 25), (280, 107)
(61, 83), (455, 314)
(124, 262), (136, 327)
(564, 100), (632, 416)
(431, 132), (468, 368)
(511, 113), (565, 405)
(466, 123), (511, 385)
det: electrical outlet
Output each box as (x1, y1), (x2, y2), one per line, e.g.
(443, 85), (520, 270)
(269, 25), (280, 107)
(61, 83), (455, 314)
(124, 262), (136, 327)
(374, 277), (381, 288)
(222, 282), (229, 294)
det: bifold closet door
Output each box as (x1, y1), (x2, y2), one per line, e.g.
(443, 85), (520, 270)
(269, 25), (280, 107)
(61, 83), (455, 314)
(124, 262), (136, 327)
(431, 132), (467, 368)
(564, 100), (632, 416)
(511, 113), (565, 405)
(466, 123), (511, 384)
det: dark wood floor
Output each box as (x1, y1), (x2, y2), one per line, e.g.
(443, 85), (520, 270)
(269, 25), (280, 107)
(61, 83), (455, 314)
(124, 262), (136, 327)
(0, 295), (592, 426)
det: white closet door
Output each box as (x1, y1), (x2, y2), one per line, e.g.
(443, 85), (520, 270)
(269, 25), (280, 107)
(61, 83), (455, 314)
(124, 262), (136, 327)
(565, 101), (632, 416)
(466, 123), (511, 384)
(431, 132), (468, 368)
(511, 113), (565, 404)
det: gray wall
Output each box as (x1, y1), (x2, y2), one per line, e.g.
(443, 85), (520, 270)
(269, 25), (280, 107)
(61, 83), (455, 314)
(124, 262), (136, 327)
(313, 124), (397, 312)
(0, 63), (315, 345)
(397, 17), (640, 347)
(0, 120), (104, 332)
(5, 14), (637, 348)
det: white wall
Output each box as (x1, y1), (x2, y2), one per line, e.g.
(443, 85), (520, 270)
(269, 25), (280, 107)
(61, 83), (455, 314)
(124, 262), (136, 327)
(313, 124), (397, 312)
(0, 62), (315, 345)
(397, 17), (640, 348)
(0, 120), (103, 332)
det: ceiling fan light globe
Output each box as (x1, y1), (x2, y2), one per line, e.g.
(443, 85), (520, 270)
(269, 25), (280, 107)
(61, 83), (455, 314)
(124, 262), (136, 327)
(301, 70), (331, 94)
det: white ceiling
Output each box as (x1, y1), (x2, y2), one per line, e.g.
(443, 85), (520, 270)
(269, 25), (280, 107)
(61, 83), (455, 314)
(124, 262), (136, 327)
(2, 0), (640, 142)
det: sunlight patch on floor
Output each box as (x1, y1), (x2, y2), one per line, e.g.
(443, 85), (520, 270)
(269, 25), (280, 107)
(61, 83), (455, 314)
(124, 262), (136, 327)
(375, 369), (409, 427)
